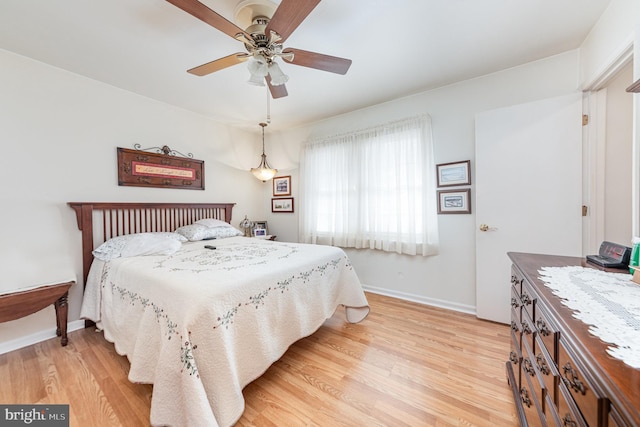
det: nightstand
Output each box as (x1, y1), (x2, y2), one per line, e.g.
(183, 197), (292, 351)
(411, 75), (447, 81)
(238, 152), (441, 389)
(0, 281), (74, 346)
(256, 235), (276, 241)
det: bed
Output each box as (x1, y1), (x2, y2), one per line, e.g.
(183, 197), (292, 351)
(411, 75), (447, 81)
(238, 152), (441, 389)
(68, 202), (369, 427)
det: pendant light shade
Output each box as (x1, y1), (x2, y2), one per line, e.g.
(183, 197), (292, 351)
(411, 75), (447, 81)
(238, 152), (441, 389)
(250, 122), (277, 181)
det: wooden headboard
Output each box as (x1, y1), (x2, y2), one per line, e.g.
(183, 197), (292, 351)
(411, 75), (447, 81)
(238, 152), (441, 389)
(68, 202), (235, 287)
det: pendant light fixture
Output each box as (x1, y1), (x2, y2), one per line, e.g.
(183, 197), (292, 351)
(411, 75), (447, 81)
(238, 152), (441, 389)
(250, 122), (277, 181)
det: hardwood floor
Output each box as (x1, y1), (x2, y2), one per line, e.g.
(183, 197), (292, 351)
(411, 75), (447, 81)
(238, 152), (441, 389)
(0, 292), (518, 426)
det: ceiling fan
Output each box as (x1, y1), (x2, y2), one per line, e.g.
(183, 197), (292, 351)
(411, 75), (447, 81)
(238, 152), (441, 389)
(165, 0), (353, 99)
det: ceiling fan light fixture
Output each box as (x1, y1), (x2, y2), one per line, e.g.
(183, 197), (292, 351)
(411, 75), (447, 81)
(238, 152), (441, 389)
(250, 122), (278, 182)
(247, 55), (268, 76)
(247, 73), (265, 86)
(268, 62), (289, 86)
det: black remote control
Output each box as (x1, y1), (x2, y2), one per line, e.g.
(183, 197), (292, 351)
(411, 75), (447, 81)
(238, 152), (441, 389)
(204, 245), (216, 250)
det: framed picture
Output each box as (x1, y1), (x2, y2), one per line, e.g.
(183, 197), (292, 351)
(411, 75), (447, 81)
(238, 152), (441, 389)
(272, 197), (294, 213)
(117, 147), (204, 190)
(437, 189), (471, 214)
(436, 160), (471, 187)
(273, 175), (292, 196)
(252, 221), (268, 235)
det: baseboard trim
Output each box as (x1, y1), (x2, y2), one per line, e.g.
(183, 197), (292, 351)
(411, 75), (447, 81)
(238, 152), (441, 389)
(0, 320), (86, 355)
(362, 285), (476, 316)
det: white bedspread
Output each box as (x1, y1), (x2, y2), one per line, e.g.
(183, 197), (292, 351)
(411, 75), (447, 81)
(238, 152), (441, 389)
(80, 237), (369, 427)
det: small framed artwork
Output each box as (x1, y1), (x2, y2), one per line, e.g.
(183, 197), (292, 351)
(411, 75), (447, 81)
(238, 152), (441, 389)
(254, 228), (267, 237)
(252, 221), (268, 235)
(436, 160), (471, 187)
(273, 175), (292, 196)
(272, 197), (294, 213)
(438, 189), (471, 214)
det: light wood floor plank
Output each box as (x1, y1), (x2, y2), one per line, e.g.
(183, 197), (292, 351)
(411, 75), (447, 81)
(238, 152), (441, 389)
(2, 292), (517, 426)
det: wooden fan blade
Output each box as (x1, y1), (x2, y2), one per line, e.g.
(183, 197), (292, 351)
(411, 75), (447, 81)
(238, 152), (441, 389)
(264, 0), (320, 44)
(282, 48), (352, 75)
(187, 53), (249, 76)
(267, 75), (288, 99)
(166, 0), (250, 40)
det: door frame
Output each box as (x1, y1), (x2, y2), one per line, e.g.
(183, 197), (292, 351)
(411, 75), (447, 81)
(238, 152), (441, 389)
(581, 41), (635, 253)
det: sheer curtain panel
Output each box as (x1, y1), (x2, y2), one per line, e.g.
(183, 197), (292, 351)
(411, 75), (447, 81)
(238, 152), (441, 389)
(300, 115), (439, 256)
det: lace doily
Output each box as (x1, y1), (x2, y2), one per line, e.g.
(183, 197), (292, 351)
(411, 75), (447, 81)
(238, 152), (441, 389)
(538, 266), (640, 369)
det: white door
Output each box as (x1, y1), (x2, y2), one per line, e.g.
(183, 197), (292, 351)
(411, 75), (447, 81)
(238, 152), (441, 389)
(475, 93), (583, 323)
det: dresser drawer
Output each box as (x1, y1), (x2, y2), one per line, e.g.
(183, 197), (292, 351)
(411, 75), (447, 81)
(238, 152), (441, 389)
(521, 309), (536, 356)
(511, 266), (524, 294)
(510, 328), (521, 366)
(511, 285), (523, 320)
(544, 393), (562, 427)
(558, 339), (605, 427)
(511, 305), (522, 337)
(533, 303), (559, 363)
(522, 337), (549, 413)
(608, 404), (625, 427)
(521, 370), (546, 427)
(534, 335), (558, 413)
(520, 281), (536, 320)
(557, 381), (587, 427)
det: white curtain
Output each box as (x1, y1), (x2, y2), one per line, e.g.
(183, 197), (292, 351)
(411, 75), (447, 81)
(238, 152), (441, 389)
(300, 115), (439, 256)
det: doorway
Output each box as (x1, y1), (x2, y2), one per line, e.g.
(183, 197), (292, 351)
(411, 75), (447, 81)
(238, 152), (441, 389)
(584, 60), (634, 253)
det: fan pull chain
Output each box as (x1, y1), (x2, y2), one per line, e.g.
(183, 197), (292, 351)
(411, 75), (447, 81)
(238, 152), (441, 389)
(266, 85), (271, 124)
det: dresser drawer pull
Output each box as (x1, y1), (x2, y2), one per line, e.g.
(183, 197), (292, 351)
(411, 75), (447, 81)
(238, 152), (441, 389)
(521, 292), (532, 306)
(562, 413), (577, 427)
(511, 275), (519, 285)
(510, 321), (518, 332)
(535, 318), (550, 336)
(520, 387), (532, 408)
(535, 353), (550, 375)
(522, 322), (532, 335)
(509, 351), (519, 364)
(562, 362), (587, 395)
(523, 357), (536, 377)
(511, 297), (520, 308)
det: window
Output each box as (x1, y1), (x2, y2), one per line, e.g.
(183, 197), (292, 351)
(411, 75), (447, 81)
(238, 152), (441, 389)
(300, 115), (439, 256)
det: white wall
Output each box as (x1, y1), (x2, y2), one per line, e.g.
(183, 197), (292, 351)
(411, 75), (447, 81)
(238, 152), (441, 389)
(579, 0), (639, 88)
(268, 51), (581, 311)
(0, 49), (268, 352)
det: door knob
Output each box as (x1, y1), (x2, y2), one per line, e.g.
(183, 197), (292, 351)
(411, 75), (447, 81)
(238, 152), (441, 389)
(479, 224), (493, 232)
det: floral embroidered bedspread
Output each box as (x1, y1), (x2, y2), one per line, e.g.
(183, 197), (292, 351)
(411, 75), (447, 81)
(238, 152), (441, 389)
(80, 237), (370, 427)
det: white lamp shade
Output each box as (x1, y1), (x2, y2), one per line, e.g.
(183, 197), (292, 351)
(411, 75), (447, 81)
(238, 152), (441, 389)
(250, 166), (278, 181)
(247, 56), (268, 77)
(268, 62), (289, 86)
(247, 73), (265, 86)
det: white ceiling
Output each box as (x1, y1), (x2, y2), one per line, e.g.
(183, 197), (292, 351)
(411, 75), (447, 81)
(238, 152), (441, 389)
(0, 0), (611, 131)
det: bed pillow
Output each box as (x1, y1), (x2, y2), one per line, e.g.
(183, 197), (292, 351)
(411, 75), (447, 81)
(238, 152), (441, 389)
(194, 218), (230, 228)
(92, 232), (185, 261)
(175, 223), (243, 241)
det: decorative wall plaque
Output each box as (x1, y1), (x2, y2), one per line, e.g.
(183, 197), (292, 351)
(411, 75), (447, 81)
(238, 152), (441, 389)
(117, 146), (204, 190)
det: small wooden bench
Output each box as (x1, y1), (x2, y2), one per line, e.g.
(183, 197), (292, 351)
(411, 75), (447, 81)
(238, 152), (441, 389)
(0, 281), (75, 346)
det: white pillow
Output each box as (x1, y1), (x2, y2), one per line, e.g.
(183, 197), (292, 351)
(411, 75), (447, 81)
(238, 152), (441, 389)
(209, 226), (243, 239)
(195, 218), (230, 228)
(92, 232), (185, 261)
(175, 224), (210, 241)
(175, 223), (243, 241)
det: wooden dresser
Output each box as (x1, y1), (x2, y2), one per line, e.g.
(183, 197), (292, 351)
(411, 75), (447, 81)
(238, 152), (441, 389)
(506, 252), (640, 426)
